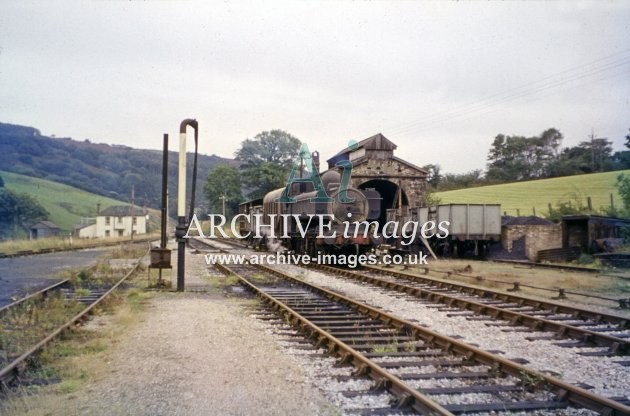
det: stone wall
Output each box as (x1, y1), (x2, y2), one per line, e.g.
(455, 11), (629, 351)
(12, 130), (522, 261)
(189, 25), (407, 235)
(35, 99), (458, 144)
(350, 158), (427, 208)
(502, 224), (562, 261)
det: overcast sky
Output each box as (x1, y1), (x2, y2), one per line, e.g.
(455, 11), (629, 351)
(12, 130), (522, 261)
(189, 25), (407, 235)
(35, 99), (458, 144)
(1, 1), (629, 174)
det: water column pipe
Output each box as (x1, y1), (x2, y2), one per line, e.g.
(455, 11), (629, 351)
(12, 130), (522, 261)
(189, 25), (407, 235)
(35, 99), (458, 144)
(160, 134), (168, 249)
(175, 118), (198, 292)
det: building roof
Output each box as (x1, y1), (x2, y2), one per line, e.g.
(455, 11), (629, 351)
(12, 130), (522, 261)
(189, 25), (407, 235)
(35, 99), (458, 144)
(74, 222), (96, 231)
(99, 205), (148, 217)
(326, 133), (397, 164)
(30, 220), (60, 230)
(323, 133), (428, 175)
(562, 214), (630, 222)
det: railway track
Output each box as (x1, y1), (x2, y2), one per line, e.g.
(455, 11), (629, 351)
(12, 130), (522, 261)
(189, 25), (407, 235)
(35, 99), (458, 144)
(217, 261), (630, 415)
(200, 238), (630, 347)
(490, 259), (601, 274)
(0, 248), (147, 389)
(308, 264), (630, 356)
(195, 238), (630, 354)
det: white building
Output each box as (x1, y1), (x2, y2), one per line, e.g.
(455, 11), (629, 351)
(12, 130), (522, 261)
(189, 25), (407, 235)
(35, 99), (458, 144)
(75, 205), (149, 238)
(75, 221), (97, 238)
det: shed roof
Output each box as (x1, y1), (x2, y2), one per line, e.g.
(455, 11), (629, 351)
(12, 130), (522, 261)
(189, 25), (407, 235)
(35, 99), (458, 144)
(30, 220), (60, 230)
(74, 222), (95, 231)
(561, 214), (630, 223)
(326, 133), (397, 164)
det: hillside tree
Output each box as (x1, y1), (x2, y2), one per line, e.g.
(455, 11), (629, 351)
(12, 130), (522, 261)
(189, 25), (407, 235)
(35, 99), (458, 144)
(438, 169), (484, 191)
(422, 164), (442, 189)
(0, 189), (49, 238)
(235, 130), (301, 199)
(486, 128), (563, 182)
(578, 132), (613, 173)
(616, 173), (630, 217)
(203, 164), (243, 217)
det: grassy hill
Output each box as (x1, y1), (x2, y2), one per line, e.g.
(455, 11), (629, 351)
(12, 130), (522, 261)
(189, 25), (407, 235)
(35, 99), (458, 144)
(0, 122), (236, 214)
(1, 170), (133, 233)
(434, 170), (630, 218)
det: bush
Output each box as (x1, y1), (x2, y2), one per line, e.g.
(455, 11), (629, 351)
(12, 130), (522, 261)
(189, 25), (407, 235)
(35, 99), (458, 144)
(577, 253), (595, 265)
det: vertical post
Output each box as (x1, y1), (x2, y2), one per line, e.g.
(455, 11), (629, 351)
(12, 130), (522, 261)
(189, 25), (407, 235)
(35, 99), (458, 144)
(160, 134), (169, 249)
(175, 119), (198, 292)
(177, 126), (188, 292)
(130, 184), (135, 242)
(587, 196), (592, 211)
(220, 195), (227, 218)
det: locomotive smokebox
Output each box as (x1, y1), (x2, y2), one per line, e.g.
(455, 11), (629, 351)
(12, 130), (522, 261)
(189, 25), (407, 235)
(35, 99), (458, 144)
(330, 188), (368, 223)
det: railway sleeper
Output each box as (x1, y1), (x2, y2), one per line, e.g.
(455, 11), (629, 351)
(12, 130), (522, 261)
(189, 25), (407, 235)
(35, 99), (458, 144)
(443, 400), (568, 414)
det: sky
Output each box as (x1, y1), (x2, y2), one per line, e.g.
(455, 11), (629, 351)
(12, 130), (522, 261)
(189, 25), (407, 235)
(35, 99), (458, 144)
(1, 1), (629, 174)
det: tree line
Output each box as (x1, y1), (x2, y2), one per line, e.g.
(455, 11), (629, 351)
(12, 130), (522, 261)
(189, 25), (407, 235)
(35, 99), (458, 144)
(0, 176), (49, 239)
(424, 127), (630, 192)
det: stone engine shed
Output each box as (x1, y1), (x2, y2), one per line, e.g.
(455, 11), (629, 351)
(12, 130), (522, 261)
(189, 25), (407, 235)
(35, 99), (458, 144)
(325, 133), (428, 224)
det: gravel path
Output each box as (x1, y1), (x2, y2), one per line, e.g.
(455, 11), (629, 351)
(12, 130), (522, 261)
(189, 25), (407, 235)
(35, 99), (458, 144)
(69, 248), (337, 416)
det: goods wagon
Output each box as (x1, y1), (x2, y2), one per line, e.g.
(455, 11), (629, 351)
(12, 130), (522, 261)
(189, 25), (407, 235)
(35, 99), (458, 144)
(413, 203), (501, 257)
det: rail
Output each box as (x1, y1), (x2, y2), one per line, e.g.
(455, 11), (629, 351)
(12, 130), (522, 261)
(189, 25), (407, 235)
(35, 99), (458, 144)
(219, 261), (630, 415)
(311, 263), (630, 355)
(0, 245), (148, 388)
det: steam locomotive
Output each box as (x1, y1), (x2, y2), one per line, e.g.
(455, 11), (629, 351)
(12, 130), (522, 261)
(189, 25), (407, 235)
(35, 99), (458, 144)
(238, 170), (382, 255)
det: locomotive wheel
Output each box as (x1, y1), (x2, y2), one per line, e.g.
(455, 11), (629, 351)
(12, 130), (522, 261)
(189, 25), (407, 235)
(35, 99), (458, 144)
(307, 237), (317, 258)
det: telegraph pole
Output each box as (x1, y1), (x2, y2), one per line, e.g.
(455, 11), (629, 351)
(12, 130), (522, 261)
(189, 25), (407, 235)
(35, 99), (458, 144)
(219, 195), (227, 217)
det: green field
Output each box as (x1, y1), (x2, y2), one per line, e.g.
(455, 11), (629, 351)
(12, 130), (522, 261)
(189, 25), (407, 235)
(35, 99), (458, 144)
(434, 170), (630, 218)
(1, 170), (127, 232)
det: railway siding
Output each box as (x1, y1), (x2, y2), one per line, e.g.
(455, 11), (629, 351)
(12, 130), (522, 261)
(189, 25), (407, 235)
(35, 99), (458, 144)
(219, 260), (630, 415)
(364, 264), (629, 325)
(310, 263), (630, 355)
(0, 244), (148, 389)
(281, 263), (630, 401)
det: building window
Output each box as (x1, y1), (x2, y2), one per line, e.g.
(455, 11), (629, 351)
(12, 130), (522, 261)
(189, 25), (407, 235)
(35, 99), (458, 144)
(105, 216), (110, 225)
(105, 230), (110, 237)
(118, 230), (123, 237)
